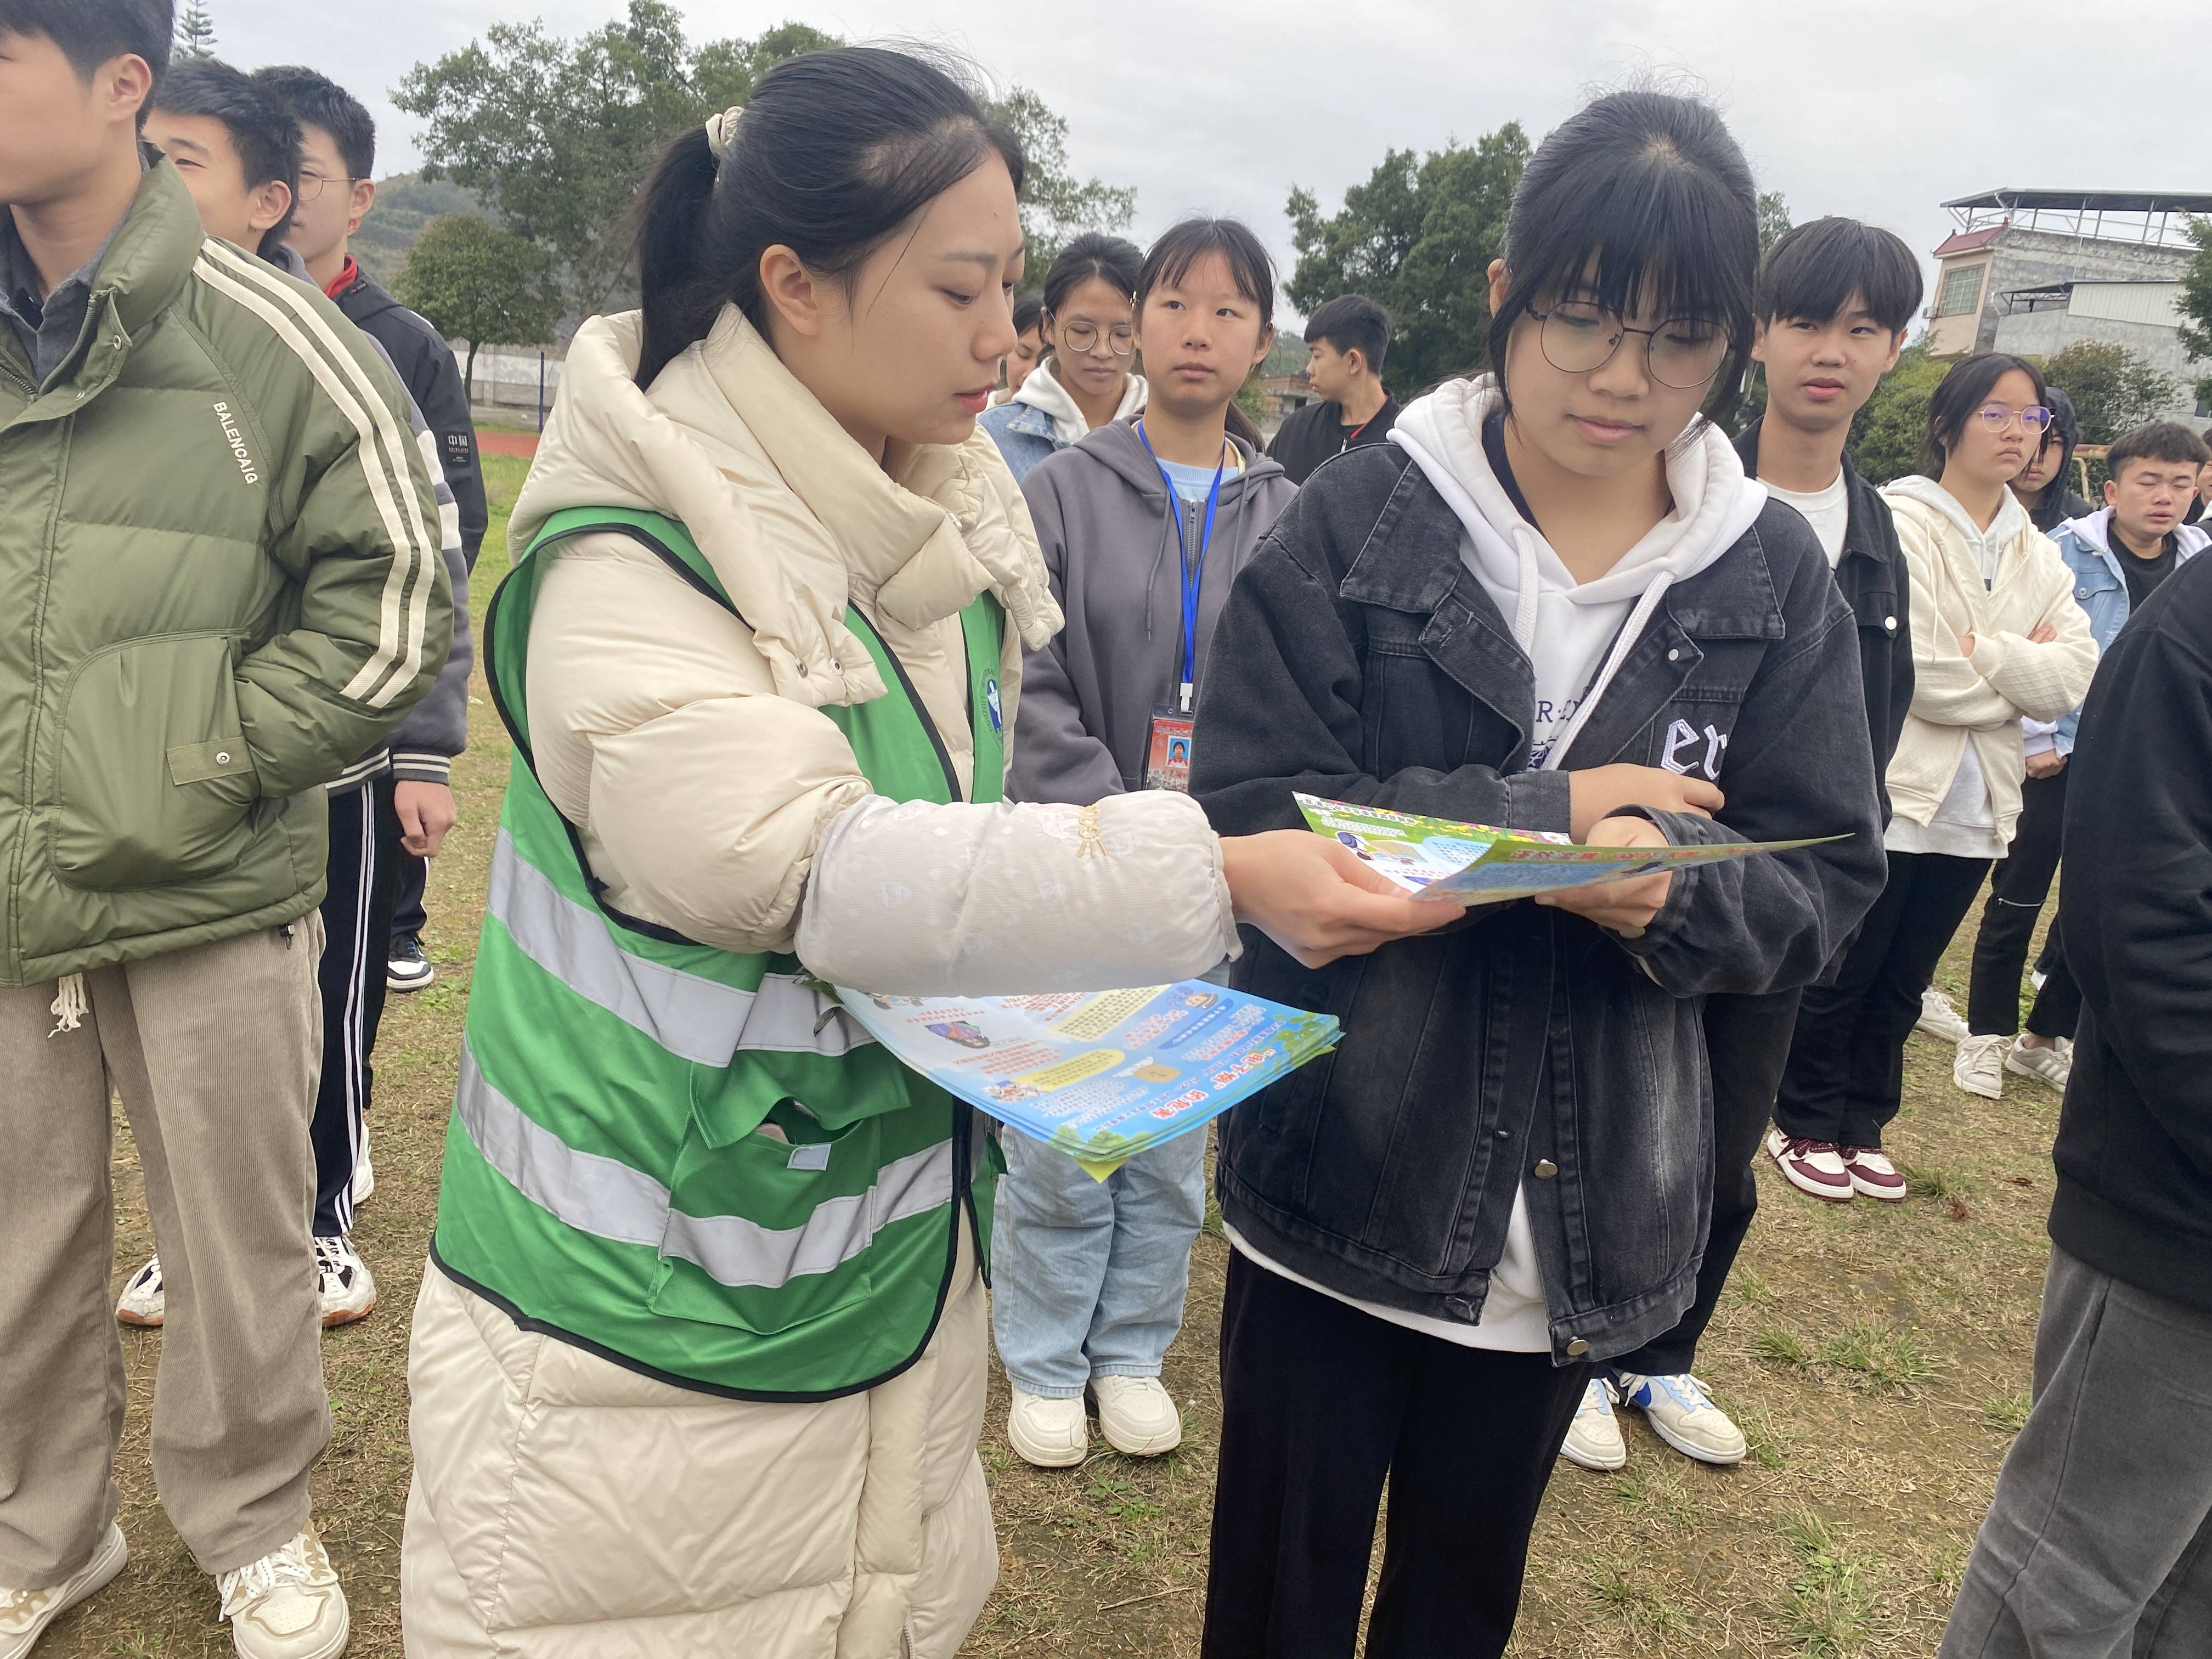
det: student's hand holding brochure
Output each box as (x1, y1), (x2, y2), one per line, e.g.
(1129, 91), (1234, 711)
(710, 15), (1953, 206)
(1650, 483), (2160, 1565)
(1293, 793), (1845, 907)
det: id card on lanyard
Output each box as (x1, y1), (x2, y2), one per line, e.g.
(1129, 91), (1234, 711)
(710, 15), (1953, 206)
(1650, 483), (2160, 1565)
(1138, 420), (1224, 792)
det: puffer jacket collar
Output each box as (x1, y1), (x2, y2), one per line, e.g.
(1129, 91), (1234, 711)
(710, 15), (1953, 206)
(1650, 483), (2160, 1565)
(512, 304), (1059, 711)
(9, 148), (202, 420)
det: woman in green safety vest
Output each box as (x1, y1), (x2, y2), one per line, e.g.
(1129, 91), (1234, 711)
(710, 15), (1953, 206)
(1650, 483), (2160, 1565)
(398, 46), (1448, 1659)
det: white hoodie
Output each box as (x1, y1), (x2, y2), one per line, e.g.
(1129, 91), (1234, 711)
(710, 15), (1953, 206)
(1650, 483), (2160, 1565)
(1391, 377), (1768, 775)
(1236, 379), (1765, 1355)
(1011, 357), (1149, 447)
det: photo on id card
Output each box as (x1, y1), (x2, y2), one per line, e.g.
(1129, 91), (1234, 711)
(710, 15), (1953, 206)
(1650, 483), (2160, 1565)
(1145, 708), (1194, 792)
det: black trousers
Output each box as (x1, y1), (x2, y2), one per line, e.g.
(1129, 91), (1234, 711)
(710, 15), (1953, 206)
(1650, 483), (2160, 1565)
(390, 846), (428, 942)
(1201, 1253), (1590, 1659)
(1615, 987), (1802, 1377)
(1775, 850), (1991, 1147)
(312, 776), (399, 1237)
(1967, 770), (2083, 1040)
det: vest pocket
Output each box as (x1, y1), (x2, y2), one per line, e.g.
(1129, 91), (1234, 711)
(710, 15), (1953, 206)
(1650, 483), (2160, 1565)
(647, 1098), (884, 1335)
(50, 634), (261, 891)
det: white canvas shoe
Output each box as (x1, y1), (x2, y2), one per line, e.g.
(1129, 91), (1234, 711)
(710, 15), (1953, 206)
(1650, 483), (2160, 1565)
(115, 1256), (164, 1328)
(1006, 1387), (1088, 1468)
(1615, 1372), (1748, 1465)
(1090, 1376), (1182, 1456)
(1559, 1376), (1627, 1471)
(1916, 988), (1969, 1043)
(216, 1528), (348, 1659)
(0, 1523), (127, 1659)
(1954, 1033), (2008, 1099)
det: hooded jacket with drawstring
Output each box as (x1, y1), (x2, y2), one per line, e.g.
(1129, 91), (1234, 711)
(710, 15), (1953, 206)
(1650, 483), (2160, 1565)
(976, 357), (1149, 483)
(1014, 418), (1295, 803)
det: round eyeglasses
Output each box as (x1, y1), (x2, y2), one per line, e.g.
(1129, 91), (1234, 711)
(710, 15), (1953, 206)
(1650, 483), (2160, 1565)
(1527, 301), (1730, 390)
(1057, 320), (1135, 357)
(295, 172), (358, 203)
(1975, 403), (2055, 433)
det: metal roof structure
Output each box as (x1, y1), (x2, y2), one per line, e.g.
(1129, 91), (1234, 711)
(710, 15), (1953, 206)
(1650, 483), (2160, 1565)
(1944, 189), (2212, 248)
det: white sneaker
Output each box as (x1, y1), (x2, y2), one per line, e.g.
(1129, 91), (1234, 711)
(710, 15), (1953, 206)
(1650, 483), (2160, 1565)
(1, 1523), (128, 1658)
(116, 1256), (164, 1328)
(1954, 1033), (2008, 1099)
(1006, 1386), (1088, 1468)
(2006, 1037), (2072, 1092)
(1560, 1377), (1626, 1470)
(1615, 1372), (1748, 1465)
(313, 1237), (375, 1329)
(1916, 988), (1969, 1043)
(2029, 967), (2049, 991)
(216, 1527), (348, 1659)
(347, 1141), (373, 1210)
(1090, 1375), (1182, 1456)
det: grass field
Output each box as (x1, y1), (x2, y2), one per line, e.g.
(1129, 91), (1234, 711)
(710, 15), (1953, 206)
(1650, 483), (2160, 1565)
(46, 449), (2058, 1657)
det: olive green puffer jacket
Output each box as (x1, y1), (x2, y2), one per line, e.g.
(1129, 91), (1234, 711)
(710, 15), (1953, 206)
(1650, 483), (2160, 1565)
(0, 154), (452, 986)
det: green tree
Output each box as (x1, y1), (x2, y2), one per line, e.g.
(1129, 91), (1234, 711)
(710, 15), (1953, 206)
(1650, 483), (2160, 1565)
(398, 5), (1133, 319)
(986, 89), (1135, 289)
(394, 215), (565, 401)
(1286, 124), (1532, 396)
(2038, 339), (2181, 444)
(1758, 190), (1792, 257)
(1846, 343), (1947, 484)
(173, 4), (217, 60)
(2177, 217), (2212, 407)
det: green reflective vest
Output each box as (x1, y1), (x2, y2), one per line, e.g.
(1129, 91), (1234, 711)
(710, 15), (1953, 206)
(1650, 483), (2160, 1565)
(432, 507), (1007, 1400)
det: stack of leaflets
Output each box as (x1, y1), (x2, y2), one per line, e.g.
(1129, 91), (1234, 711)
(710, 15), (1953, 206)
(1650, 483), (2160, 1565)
(837, 983), (1337, 1180)
(1295, 792), (1843, 905)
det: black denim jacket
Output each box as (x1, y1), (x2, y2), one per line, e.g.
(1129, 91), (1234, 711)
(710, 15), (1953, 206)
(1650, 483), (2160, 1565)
(1734, 422), (1913, 820)
(1191, 443), (1887, 1363)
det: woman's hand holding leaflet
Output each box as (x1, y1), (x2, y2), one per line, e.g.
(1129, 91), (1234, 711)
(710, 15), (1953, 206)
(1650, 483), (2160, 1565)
(1536, 814), (1674, 933)
(1567, 764), (1722, 839)
(1221, 831), (1458, 969)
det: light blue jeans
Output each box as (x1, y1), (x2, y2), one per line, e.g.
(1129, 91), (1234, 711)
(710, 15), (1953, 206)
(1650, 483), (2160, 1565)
(990, 1126), (1208, 1398)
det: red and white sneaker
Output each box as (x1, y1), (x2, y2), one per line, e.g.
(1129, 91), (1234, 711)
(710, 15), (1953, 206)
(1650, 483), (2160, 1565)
(1842, 1146), (1907, 1202)
(1764, 1128), (1854, 1202)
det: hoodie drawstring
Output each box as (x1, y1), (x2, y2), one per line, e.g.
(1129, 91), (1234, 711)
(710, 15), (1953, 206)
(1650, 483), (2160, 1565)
(1539, 570), (1677, 774)
(49, 973), (87, 1037)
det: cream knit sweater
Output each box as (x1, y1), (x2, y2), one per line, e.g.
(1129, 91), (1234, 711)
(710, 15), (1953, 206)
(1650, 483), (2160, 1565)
(1879, 477), (2098, 849)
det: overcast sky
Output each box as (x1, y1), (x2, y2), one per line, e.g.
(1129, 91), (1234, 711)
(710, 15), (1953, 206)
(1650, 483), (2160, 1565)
(212, 0), (2204, 328)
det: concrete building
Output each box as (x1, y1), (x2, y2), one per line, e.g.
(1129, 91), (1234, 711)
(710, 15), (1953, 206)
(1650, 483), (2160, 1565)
(1926, 189), (2212, 419)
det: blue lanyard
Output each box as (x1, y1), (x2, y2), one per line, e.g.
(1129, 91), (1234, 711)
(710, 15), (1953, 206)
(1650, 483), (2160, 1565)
(1136, 420), (1226, 713)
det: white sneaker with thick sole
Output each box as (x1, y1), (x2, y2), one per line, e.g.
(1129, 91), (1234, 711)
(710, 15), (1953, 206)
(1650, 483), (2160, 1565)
(1615, 1372), (1748, 1465)
(347, 1143), (373, 1210)
(1954, 1033), (2008, 1099)
(1090, 1376), (1181, 1456)
(1, 1523), (128, 1658)
(1006, 1386), (1088, 1468)
(116, 1256), (164, 1328)
(1916, 988), (1969, 1044)
(313, 1237), (375, 1329)
(1559, 1376), (1627, 1471)
(217, 1527), (348, 1659)
(2006, 1037), (2072, 1092)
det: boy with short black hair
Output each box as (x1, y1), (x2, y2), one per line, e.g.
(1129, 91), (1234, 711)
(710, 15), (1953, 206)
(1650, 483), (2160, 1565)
(1954, 419), (2211, 1100)
(0, 3), (449, 1651)
(122, 57), (473, 1336)
(254, 63), (486, 1000)
(1266, 292), (1398, 483)
(1564, 215), (1923, 1472)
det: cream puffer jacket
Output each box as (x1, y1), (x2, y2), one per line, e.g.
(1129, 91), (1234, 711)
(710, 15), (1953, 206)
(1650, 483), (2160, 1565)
(1880, 477), (2098, 845)
(407, 307), (1239, 1659)
(509, 304), (1238, 990)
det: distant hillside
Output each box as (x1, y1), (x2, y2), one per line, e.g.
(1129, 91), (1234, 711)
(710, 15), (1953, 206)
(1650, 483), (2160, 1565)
(352, 173), (483, 287)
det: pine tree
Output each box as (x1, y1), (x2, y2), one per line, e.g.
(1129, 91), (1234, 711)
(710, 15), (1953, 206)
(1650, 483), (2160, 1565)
(174, 5), (217, 60)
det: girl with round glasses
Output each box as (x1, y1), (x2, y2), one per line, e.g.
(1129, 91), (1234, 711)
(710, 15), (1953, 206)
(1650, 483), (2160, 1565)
(1187, 91), (1888, 1657)
(1773, 352), (2095, 1195)
(979, 232), (1147, 481)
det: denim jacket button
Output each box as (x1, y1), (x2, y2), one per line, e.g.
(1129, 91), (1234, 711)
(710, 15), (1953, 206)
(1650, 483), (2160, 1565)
(1666, 648), (1680, 662)
(1565, 1338), (1591, 1357)
(1885, 616), (1898, 631)
(1533, 1159), (1559, 1178)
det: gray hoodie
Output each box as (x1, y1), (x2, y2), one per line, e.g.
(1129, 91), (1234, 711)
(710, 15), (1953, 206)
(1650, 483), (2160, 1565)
(1014, 417), (1296, 803)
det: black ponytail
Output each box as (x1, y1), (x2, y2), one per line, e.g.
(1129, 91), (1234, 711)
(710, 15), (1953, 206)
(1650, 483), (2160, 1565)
(629, 46), (1024, 389)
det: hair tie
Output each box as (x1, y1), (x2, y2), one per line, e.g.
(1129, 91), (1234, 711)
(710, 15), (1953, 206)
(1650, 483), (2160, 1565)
(704, 105), (744, 164)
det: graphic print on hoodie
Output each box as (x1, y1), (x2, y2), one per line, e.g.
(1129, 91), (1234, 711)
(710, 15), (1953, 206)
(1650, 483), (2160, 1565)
(1390, 377), (1769, 782)
(1013, 419), (1296, 805)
